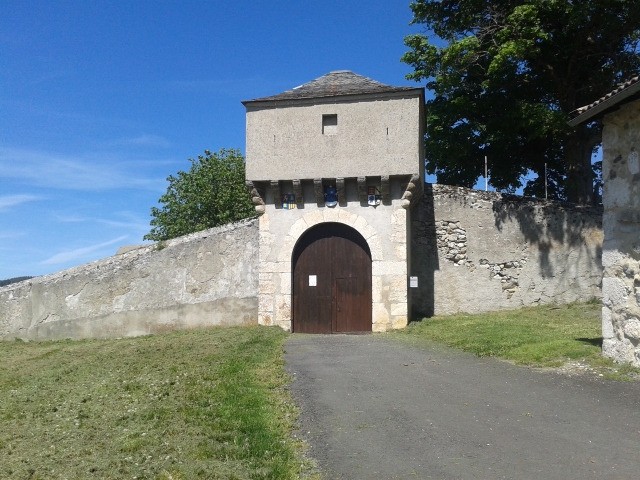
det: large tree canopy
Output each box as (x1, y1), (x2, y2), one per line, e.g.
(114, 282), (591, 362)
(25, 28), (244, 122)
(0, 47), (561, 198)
(403, 0), (640, 203)
(145, 149), (254, 241)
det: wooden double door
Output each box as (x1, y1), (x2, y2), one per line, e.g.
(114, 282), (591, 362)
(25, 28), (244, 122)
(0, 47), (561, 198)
(293, 223), (372, 333)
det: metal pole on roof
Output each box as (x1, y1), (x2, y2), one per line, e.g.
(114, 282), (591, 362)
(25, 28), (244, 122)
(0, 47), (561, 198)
(484, 156), (488, 191)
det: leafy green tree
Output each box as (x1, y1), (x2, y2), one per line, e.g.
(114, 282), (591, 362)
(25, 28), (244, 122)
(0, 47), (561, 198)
(145, 149), (254, 241)
(403, 0), (640, 203)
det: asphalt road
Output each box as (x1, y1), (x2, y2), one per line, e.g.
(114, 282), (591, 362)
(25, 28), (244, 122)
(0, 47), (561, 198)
(284, 334), (640, 480)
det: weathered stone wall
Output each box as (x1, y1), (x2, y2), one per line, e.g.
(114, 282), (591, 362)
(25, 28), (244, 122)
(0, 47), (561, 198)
(0, 188), (604, 341)
(600, 98), (640, 366)
(410, 185), (603, 318)
(0, 219), (259, 340)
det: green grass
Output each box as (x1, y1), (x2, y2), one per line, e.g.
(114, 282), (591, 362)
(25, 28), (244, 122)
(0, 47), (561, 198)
(0, 326), (316, 479)
(394, 302), (640, 381)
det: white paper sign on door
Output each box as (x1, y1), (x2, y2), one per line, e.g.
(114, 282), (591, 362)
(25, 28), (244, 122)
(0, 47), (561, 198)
(309, 275), (317, 287)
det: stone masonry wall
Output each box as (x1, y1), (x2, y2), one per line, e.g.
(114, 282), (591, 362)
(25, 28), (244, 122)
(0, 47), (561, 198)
(255, 178), (410, 332)
(600, 99), (640, 366)
(0, 219), (259, 340)
(0, 189), (604, 341)
(410, 185), (603, 318)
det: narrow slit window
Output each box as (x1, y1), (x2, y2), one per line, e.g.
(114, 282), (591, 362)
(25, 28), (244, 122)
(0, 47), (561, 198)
(322, 114), (338, 135)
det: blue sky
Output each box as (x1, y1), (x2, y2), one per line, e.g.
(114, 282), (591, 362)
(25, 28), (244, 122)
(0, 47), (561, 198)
(1, 0), (427, 280)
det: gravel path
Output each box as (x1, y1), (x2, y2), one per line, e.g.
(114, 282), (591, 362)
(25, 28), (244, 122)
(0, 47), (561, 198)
(285, 334), (640, 480)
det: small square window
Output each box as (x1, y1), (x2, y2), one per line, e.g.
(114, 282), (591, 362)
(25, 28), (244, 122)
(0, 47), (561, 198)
(322, 114), (337, 135)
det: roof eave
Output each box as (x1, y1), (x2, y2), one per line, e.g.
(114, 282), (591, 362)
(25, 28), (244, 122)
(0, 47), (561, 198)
(568, 81), (640, 127)
(241, 87), (425, 108)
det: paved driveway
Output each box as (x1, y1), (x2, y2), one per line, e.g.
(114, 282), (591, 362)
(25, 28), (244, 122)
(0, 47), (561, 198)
(285, 334), (640, 480)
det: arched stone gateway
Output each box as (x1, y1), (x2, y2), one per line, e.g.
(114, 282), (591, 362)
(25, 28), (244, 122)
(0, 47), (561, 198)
(292, 223), (372, 333)
(243, 70), (425, 333)
(253, 205), (409, 333)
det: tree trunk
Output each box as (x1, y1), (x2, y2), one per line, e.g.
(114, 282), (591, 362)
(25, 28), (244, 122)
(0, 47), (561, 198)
(564, 127), (598, 204)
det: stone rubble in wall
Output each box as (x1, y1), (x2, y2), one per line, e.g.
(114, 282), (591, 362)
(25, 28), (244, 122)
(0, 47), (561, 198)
(435, 220), (473, 267)
(433, 185), (503, 210)
(435, 218), (531, 299)
(478, 257), (528, 299)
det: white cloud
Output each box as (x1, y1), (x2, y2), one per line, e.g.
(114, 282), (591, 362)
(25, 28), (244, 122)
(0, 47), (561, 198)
(0, 194), (42, 210)
(0, 230), (24, 240)
(53, 214), (86, 223)
(41, 235), (129, 265)
(110, 134), (172, 148)
(54, 211), (150, 232)
(0, 146), (164, 191)
(97, 217), (150, 231)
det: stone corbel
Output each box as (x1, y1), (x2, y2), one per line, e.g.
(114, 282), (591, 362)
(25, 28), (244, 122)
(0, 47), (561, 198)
(293, 179), (303, 208)
(381, 175), (390, 204)
(313, 178), (324, 206)
(246, 181), (266, 216)
(357, 176), (368, 204)
(401, 173), (422, 209)
(270, 180), (282, 209)
(336, 177), (347, 206)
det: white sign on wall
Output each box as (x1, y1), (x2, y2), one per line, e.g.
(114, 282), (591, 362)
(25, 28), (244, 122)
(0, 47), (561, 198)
(309, 275), (317, 287)
(410, 276), (418, 288)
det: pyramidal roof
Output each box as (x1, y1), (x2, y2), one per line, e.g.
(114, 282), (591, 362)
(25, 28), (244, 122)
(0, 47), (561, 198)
(243, 70), (421, 104)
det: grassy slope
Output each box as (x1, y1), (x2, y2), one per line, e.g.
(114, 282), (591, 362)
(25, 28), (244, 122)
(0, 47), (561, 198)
(394, 302), (640, 380)
(0, 326), (313, 480)
(4, 303), (636, 478)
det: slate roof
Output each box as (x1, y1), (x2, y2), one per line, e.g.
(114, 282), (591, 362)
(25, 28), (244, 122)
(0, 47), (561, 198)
(242, 70), (422, 105)
(568, 76), (640, 126)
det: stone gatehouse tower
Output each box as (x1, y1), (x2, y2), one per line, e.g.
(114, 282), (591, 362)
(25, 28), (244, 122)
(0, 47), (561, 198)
(243, 71), (424, 332)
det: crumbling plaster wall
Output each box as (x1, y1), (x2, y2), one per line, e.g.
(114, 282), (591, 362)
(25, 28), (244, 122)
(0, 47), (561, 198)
(0, 219), (259, 340)
(411, 185), (603, 317)
(600, 99), (640, 366)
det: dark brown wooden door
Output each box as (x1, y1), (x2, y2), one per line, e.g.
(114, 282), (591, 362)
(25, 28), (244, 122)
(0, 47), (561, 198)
(293, 223), (372, 333)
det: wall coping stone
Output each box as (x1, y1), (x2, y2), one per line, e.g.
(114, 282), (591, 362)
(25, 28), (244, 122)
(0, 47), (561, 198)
(0, 218), (259, 293)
